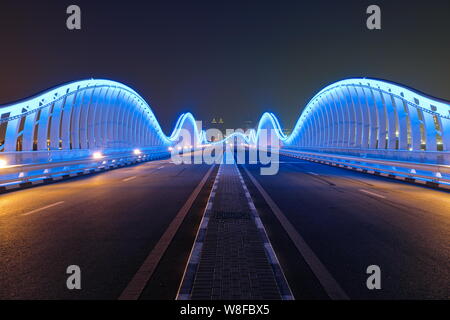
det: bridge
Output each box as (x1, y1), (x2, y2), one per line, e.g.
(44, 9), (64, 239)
(0, 78), (449, 300)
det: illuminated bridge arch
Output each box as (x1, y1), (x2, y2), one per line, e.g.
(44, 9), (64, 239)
(283, 78), (450, 153)
(2, 77), (449, 165)
(0, 79), (203, 154)
(247, 79), (449, 164)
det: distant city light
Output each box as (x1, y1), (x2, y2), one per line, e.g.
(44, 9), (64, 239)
(92, 151), (103, 159)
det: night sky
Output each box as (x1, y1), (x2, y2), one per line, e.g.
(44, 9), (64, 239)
(0, 0), (449, 133)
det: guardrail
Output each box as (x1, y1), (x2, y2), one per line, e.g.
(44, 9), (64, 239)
(290, 147), (450, 165)
(280, 148), (450, 189)
(0, 149), (170, 193)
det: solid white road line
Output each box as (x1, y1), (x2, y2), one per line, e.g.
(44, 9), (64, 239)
(122, 176), (137, 182)
(22, 201), (65, 216)
(176, 164), (221, 300)
(157, 166), (165, 169)
(308, 172), (319, 176)
(359, 189), (386, 199)
(119, 165), (216, 300)
(243, 167), (349, 300)
(237, 165), (294, 300)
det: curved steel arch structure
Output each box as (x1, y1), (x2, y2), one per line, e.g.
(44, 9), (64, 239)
(285, 78), (450, 151)
(249, 79), (450, 164)
(2, 77), (448, 189)
(0, 79), (203, 154)
(1, 77), (449, 165)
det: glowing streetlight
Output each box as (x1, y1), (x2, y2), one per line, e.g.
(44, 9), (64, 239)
(0, 159), (7, 168)
(168, 147), (174, 151)
(92, 151), (103, 159)
(133, 148), (142, 155)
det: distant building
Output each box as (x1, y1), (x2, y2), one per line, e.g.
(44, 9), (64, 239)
(282, 128), (292, 136)
(243, 120), (253, 131)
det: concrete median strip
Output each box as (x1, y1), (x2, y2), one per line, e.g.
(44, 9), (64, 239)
(237, 166), (294, 300)
(178, 162), (293, 300)
(176, 167), (221, 300)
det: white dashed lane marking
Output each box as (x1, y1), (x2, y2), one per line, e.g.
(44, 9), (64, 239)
(122, 176), (137, 182)
(22, 201), (65, 216)
(359, 189), (386, 199)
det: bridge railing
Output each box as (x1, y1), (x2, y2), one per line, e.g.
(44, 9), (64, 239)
(0, 146), (170, 166)
(280, 147), (450, 187)
(0, 147), (169, 191)
(287, 147), (450, 165)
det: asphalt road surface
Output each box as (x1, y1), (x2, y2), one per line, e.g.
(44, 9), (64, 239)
(240, 153), (450, 299)
(0, 149), (449, 299)
(0, 154), (214, 299)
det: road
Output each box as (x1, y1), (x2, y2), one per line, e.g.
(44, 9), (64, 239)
(240, 153), (450, 299)
(0, 150), (449, 299)
(0, 153), (215, 299)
